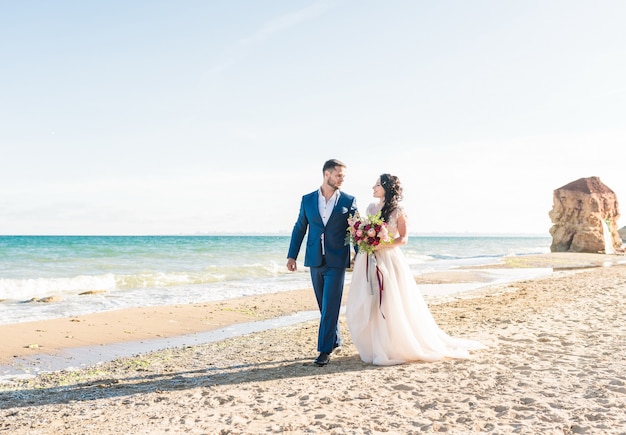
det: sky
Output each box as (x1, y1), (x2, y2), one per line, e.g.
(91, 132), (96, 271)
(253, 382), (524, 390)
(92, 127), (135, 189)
(1, 1), (625, 236)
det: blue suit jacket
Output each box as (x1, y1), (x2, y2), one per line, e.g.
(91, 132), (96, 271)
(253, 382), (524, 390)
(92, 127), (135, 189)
(288, 190), (357, 268)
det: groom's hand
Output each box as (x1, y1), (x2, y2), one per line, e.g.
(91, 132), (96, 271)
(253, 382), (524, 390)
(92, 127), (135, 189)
(287, 258), (297, 272)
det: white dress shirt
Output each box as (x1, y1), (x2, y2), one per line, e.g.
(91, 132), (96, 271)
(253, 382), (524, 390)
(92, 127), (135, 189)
(318, 188), (340, 226)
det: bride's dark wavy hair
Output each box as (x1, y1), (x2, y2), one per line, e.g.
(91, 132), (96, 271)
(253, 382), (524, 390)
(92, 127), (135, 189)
(379, 173), (403, 223)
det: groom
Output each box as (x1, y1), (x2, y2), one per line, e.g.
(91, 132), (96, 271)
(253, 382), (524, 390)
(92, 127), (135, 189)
(287, 159), (357, 367)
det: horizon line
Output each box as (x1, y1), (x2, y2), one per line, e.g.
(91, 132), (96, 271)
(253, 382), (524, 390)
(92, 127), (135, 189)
(0, 232), (553, 238)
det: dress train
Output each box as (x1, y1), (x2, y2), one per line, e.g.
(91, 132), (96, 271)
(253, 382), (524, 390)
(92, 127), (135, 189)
(346, 248), (485, 366)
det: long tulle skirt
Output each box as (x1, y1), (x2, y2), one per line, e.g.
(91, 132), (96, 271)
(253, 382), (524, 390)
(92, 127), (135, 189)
(346, 248), (485, 366)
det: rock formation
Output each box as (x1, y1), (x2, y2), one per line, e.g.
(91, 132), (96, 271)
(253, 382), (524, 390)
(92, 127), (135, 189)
(549, 176), (621, 253)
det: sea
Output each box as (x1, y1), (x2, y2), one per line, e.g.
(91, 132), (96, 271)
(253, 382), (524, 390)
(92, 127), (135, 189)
(0, 235), (553, 327)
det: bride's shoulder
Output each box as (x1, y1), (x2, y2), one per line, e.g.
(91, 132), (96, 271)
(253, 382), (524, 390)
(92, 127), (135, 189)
(366, 203), (379, 215)
(392, 205), (407, 219)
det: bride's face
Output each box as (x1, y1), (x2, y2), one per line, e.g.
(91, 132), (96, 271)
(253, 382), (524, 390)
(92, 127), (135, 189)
(372, 178), (385, 200)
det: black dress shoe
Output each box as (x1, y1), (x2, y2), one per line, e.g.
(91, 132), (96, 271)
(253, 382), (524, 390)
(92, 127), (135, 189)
(314, 352), (330, 366)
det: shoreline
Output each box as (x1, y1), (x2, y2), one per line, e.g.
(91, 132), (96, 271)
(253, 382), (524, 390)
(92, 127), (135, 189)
(1, 253), (625, 433)
(1, 252), (622, 371)
(0, 287), (328, 367)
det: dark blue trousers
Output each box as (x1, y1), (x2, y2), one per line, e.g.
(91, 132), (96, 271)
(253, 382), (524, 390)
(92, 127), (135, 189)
(310, 264), (345, 353)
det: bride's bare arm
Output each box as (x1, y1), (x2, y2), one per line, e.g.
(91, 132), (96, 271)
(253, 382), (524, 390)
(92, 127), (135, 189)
(376, 210), (408, 250)
(393, 212), (408, 246)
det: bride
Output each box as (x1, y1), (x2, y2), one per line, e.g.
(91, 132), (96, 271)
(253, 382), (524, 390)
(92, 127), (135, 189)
(346, 173), (485, 366)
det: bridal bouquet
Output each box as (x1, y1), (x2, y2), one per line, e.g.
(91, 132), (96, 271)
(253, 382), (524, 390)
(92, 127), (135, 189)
(345, 211), (393, 254)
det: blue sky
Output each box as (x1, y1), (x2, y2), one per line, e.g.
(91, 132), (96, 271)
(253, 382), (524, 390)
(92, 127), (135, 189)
(1, 1), (625, 235)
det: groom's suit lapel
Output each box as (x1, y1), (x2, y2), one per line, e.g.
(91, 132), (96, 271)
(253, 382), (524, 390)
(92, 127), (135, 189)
(325, 192), (344, 225)
(311, 190), (325, 226)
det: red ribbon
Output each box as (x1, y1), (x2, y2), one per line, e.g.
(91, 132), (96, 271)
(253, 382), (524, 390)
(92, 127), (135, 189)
(366, 253), (385, 319)
(375, 263), (385, 319)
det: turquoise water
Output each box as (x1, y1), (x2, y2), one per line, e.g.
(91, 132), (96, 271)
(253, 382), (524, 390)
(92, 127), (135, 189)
(0, 235), (551, 325)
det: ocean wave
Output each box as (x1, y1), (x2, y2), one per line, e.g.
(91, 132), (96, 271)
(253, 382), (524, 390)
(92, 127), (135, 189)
(0, 263), (291, 301)
(0, 274), (117, 301)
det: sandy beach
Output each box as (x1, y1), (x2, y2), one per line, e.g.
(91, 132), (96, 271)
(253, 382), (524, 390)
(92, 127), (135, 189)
(1, 253), (626, 434)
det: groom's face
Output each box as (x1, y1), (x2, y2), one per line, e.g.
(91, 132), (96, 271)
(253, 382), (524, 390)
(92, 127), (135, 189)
(326, 166), (346, 191)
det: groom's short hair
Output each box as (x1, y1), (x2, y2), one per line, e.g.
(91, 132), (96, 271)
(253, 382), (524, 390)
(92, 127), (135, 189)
(323, 159), (346, 173)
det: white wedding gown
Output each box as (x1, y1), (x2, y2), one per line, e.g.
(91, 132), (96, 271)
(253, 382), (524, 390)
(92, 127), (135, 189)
(346, 204), (485, 366)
